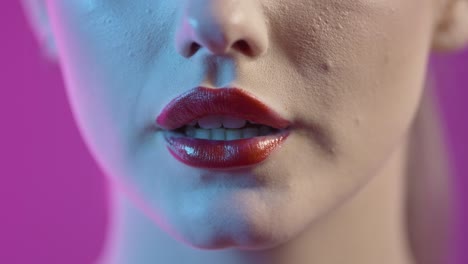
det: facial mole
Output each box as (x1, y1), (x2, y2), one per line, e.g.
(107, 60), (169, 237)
(320, 60), (334, 73)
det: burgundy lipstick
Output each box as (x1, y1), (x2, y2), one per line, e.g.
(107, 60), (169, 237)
(156, 87), (291, 169)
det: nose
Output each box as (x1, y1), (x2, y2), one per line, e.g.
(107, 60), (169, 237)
(175, 0), (269, 58)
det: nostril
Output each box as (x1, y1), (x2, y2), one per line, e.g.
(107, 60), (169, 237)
(233, 40), (253, 57)
(188, 42), (201, 57)
(183, 40), (256, 58)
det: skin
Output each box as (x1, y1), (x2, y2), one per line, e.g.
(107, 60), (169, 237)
(22, 0), (468, 263)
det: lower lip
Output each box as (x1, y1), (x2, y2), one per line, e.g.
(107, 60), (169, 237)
(163, 131), (290, 169)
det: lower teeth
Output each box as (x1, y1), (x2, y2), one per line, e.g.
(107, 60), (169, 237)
(183, 126), (274, 140)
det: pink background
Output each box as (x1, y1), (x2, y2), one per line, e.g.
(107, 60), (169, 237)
(1, 1), (466, 263)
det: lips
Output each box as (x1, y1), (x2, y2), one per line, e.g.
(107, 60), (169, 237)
(156, 87), (291, 169)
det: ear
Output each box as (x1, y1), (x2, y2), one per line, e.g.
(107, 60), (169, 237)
(21, 0), (58, 61)
(432, 0), (468, 51)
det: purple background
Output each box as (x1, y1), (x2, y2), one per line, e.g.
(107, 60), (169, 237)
(0, 1), (466, 263)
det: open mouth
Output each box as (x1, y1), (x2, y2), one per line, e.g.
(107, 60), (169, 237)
(169, 115), (281, 141)
(156, 87), (291, 169)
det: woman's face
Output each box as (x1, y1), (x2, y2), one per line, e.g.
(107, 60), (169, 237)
(44, 0), (441, 249)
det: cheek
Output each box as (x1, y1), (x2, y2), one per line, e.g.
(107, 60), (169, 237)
(46, 0), (176, 111)
(275, 0), (435, 149)
(265, 0), (436, 213)
(341, 0), (435, 147)
(45, 1), (187, 195)
(45, 2), (154, 176)
(338, 1), (434, 177)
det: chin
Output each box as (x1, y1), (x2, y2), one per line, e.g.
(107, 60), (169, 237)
(175, 223), (288, 251)
(160, 188), (301, 252)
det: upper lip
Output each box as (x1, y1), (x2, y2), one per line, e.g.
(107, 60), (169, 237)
(156, 87), (291, 130)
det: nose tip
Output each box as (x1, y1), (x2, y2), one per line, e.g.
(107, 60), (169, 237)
(175, 0), (269, 58)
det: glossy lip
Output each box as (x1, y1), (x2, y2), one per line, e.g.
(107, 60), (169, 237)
(163, 130), (290, 169)
(156, 87), (292, 169)
(156, 87), (291, 130)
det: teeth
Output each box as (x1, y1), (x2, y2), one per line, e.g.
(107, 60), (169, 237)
(194, 129), (211, 139)
(192, 115), (251, 129)
(184, 127), (274, 140)
(186, 126), (196, 137)
(222, 116), (247, 129)
(242, 127), (259, 138)
(211, 128), (225, 140)
(198, 116), (223, 129)
(182, 115), (279, 140)
(225, 129), (242, 140)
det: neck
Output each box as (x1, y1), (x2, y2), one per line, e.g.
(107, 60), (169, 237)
(97, 138), (415, 264)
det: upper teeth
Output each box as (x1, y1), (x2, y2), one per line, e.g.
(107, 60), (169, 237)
(192, 115), (249, 129)
(184, 126), (273, 140)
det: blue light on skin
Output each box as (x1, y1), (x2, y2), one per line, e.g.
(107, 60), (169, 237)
(21, 0), (468, 263)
